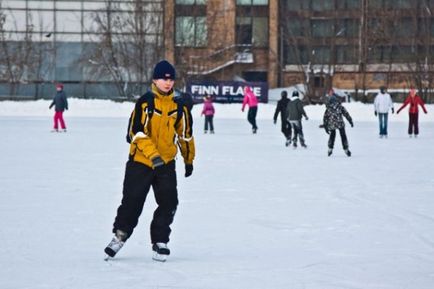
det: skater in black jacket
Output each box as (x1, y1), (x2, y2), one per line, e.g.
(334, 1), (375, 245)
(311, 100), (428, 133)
(286, 91), (308, 148)
(273, 90), (292, 146)
(323, 94), (353, 157)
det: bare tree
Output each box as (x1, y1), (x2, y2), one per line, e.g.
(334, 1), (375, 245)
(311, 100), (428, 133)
(0, 5), (37, 96)
(83, 0), (164, 98)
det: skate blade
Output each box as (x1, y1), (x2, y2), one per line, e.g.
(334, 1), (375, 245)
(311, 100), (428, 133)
(152, 253), (167, 262)
(104, 255), (114, 261)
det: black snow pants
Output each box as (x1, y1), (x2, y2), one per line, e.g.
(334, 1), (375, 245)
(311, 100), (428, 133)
(247, 107), (258, 130)
(204, 115), (214, 132)
(281, 119), (292, 140)
(328, 127), (349, 150)
(408, 113), (419, 135)
(113, 160), (178, 244)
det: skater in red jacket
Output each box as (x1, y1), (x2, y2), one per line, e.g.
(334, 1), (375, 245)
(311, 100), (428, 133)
(396, 89), (428, 137)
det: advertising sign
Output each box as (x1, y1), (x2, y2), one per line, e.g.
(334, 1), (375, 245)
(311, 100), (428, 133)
(186, 81), (268, 103)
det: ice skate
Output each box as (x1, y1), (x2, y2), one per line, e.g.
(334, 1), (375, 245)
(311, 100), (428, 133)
(152, 242), (170, 262)
(344, 149), (351, 157)
(285, 139), (291, 147)
(328, 148), (333, 156)
(104, 230), (128, 260)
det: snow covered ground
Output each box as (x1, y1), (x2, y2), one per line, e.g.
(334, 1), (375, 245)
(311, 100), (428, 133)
(1, 99), (434, 289)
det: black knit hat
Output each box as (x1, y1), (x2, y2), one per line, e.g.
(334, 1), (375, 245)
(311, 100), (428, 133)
(292, 91), (299, 97)
(153, 60), (176, 80)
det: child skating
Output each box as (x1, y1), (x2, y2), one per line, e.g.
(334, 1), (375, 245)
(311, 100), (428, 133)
(104, 60), (195, 262)
(201, 95), (215, 134)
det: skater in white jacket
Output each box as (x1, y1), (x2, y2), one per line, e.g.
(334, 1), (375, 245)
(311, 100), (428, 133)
(374, 86), (394, 138)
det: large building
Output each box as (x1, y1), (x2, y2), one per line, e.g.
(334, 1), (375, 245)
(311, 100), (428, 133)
(0, 0), (164, 98)
(166, 0), (434, 102)
(1, 0), (434, 102)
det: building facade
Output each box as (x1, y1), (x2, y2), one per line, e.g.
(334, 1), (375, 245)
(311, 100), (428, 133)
(1, 0), (434, 102)
(167, 0), (434, 102)
(0, 0), (164, 98)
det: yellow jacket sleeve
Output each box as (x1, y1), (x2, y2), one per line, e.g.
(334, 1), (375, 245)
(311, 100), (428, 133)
(176, 105), (195, 164)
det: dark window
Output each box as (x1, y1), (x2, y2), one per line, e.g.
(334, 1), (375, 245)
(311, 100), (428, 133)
(337, 0), (361, 9)
(336, 46), (358, 64)
(286, 0), (310, 10)
(312, 46), (331, 64)
(336, 19), (360, 37)
(311, 20), (334, 37)
(242, 71), (267, 82)
(312, 0), (335, 11)
(285, 45), (309, 64)
(236, 17), (268, 46)
(286, 19), (308, 37)
(395, 18), (415, 37)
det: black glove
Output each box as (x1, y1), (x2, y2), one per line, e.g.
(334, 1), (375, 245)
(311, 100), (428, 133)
(151, 156), (164, 169)
(391, 108), (394, 114)
(324, 127), (330, 134)
(305, 116), (309, 121)
(185, 164), (193, 177)
(350, 122), (354, 127)
(374, 111), (377, 116)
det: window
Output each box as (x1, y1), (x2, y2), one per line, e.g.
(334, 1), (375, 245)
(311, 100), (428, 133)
(176, 0), (207, 4)
(236, 17), (268, 46)
(395, 18), (415, 37)
(313, 46), (331, 63)
(311, 20), (334, 37)
(286, 19), (307, 37)
(175, 16), (207, 47)
(336, 46), (358, 64)
(367, 0), (383, 9)
(432, 20), (434, 37)
(368, 0), (412, 9)
(395, 0), (413, 8)
(285, 45), (309, 64)
(337, 0), (361, 9)
(286, 0), (310, 10)
(312, 0), (334, 11)
(237, 0), (268, 5)
(392, 46), (415, 62)
(336, 19), (360, 37)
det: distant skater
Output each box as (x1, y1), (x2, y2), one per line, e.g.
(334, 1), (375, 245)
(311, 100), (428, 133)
(273, 90), (292, 146)
(241, 86), (259, 134)
(201, 95), (215, 134)
(49, 83), (68, 132)
(396, 88), (428, 137)
(323, 94), (353, 157)
(374, 86), (394, 138)
(286, 91), (308, 148)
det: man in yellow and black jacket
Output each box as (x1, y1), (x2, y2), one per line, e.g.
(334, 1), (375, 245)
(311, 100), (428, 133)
(105, 60), (195, 261)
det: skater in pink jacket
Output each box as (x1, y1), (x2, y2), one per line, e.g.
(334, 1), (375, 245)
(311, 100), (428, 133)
(241, 86), (259, 133)
(201, 95), (215, 134)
